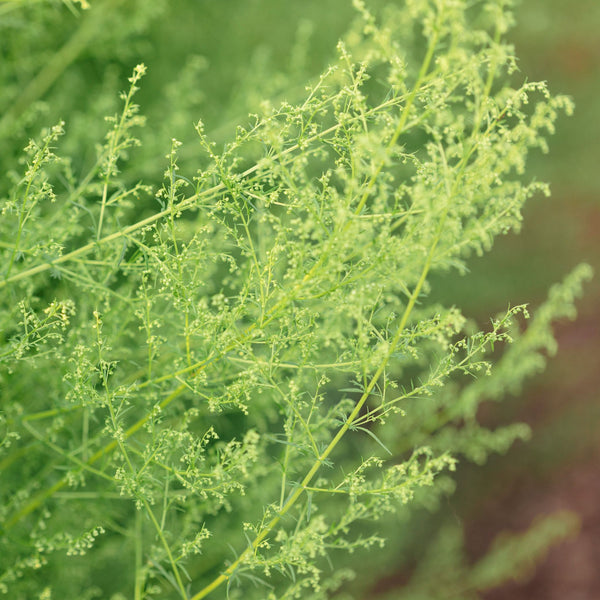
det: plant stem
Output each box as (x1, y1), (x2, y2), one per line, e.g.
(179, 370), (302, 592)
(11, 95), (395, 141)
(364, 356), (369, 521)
(189, 16), (445, 600)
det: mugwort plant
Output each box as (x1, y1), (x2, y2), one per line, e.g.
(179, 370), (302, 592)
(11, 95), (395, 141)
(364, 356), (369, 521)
(0, 0), (591, 598)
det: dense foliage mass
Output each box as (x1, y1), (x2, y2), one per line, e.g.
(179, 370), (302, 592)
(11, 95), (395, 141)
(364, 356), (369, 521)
(0, 1), (591, 598)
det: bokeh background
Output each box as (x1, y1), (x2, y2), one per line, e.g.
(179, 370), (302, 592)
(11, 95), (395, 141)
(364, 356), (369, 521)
(446, 0), (600, 597)
(1, 0), (598, 597)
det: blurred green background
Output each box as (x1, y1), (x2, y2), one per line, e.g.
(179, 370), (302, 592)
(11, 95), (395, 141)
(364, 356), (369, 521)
(1, 0), (598, 596)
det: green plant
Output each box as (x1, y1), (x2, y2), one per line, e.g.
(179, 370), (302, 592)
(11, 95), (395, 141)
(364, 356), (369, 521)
(0, 1), (591, 599)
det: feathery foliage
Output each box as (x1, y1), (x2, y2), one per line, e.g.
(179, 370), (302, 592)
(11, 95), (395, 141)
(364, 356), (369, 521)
(0, 0), (591, 598)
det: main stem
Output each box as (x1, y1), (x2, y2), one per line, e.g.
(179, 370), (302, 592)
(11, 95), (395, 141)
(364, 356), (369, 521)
(190, 19), (444, 600)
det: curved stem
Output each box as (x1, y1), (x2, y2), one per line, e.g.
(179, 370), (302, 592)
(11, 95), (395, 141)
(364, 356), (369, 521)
(190, 16), (507, 597)
(189, 18), (445, 600)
